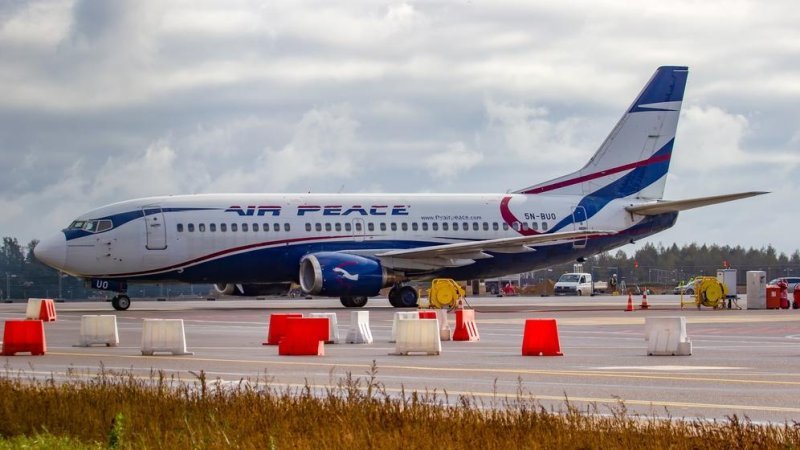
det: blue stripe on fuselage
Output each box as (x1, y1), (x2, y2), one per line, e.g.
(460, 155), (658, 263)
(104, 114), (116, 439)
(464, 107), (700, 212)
(548, 140), (673, 233)
(90, 213), (677, 284)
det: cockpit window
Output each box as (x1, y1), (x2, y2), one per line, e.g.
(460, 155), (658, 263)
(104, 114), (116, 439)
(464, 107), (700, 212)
(71, 219), (113, 233)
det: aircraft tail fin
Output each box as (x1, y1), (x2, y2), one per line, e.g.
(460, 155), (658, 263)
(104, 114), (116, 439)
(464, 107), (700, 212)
(516, 66), (689, 200)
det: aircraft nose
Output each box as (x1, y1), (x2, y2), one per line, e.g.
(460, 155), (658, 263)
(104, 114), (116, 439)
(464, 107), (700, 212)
(34, 233), (67, 270)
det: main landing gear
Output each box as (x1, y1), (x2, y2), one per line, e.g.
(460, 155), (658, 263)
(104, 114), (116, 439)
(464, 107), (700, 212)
(340, 296), (369, 308)
(388, 285), (419, 308)
(111, 294), (131, 311)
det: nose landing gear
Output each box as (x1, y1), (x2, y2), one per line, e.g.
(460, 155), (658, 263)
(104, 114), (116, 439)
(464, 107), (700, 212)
(111, 294), (131, 311)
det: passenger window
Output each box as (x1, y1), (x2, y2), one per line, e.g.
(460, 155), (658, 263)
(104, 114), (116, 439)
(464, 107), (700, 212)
(355, 222), (363, 231)
(335, 223), (342, 232)
(210, 223), (216, 232)
(368, 223), (374, 232)
(345, 223), (352, 232)
(521, 222), (529, 231)
(493, 222), (499, 231)
(483, 222), (489, 231)
(231, 223), (238, 232)
(422, 223), (428, 231)
(502, 223), (509, 231)
(284, 223), (290, 232)
(432, 223), (439, 231)
(412, 223), (418, 231)
(221, 223), (227, 232)
(315, 223), (322, 232)
(532, 222), (538, 231)
(473, 222), (479, 231)
(263, 223), (269, 232)
(177, 224), (184, 233)
(253, 223), (259, 232)
(275, 223), (280, 232)
(401, 223), (408, 231)
(188, 224), (195, 232)
(380, 223), (387, 231)
(390, 223), (397, 231)
(513, 222), (520, 231)
(542, 222), (548, 231)
(306, 223), (312, 232)
(453, 222), (459, 231)
(442, 223), (449, 231)
(199, 223), (206, 232)
(242, 223), (249, 232)
(325, 223), (332, 232)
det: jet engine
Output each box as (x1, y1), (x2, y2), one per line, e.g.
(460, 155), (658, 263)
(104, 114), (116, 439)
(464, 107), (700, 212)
(299, 252), (400, 297)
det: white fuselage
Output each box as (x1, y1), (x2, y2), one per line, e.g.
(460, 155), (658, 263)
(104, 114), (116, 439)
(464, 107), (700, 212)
(41, 192), (667, 284)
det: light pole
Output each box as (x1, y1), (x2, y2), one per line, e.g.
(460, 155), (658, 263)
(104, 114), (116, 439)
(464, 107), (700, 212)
(5, 273), (17, 301)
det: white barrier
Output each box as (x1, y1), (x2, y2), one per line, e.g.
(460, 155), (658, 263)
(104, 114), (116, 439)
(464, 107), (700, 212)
(436, 309), (451, 341)
(645, 317), (692, 356)
(390, 312), (419, 342)
(76, 315), (119, 347)
(141, 319), (194, 355)
(308, 312), (339, 343)
(25, 298), (43, 319)
(345, 311), (373, 344)
(392, 318), (441, 356)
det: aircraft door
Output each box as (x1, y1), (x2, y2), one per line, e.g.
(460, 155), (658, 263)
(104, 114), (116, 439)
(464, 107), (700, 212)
(571, 205), (588, 249)
(143, 207), (168, 250)
(351, 218), (365, 242)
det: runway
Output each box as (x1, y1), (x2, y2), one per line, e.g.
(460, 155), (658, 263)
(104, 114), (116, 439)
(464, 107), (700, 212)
(2, 295), (799, 423)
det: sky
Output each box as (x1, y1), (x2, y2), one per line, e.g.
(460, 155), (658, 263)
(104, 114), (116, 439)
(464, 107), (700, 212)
(1, 0), (798, 255)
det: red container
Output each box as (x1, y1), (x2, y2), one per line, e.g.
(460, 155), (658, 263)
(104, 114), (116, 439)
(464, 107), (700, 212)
(793, 285), (800, 310)
(766, 285), (780, 309)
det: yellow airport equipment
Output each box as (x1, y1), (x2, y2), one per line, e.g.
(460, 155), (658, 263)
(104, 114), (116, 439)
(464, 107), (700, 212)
(693, 276), (729, 309)
(427, 279), (466, 309)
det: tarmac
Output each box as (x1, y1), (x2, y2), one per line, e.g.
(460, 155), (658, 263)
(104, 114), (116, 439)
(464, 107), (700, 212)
(2, 294), (799, 423)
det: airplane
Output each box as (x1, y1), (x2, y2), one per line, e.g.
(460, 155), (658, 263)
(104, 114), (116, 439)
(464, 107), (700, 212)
(33, 66), (765, 311)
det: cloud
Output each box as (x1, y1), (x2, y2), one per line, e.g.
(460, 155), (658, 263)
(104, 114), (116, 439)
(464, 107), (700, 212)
(425, 142), (484, 180)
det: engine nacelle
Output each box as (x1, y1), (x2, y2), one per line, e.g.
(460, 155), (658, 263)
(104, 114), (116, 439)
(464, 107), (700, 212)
(213, 283), (292, 296)
(299, 252), (399, 297)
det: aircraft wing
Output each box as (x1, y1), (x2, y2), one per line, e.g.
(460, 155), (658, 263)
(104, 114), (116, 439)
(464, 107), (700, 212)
(625, 192), (768, 216)
(373, 229), (613, 271)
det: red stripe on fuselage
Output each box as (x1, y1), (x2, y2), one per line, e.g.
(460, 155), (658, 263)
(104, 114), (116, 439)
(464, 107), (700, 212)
(500, 196), (540, 236)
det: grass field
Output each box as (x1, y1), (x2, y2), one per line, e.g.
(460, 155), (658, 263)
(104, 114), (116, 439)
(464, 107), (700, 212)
(0, 363), (798, 449)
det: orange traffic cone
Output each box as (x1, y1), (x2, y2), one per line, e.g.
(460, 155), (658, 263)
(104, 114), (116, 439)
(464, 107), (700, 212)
(625, 292), (634, 311)
(640, 290), (649, 310)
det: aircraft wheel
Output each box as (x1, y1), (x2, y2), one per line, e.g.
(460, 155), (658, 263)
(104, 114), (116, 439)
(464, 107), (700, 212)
(340, 296), (368, 308)
(388, 287), (402, 307)
(398, 286), (418, 308)
(112, 294), (131, 311)
(351, 296), (368, 307)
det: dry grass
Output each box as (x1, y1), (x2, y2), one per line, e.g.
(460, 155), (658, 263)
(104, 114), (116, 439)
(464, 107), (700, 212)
(0, 363), (798, 449)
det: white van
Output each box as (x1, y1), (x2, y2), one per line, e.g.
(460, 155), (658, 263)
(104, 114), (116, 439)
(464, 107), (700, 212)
(554, 273), (595, 296)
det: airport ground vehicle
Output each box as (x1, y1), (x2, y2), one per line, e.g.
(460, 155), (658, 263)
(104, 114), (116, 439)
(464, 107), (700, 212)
(554, 273), (607, 296)
(768, 277), (800, 291)
(673, 278), (698, 295)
